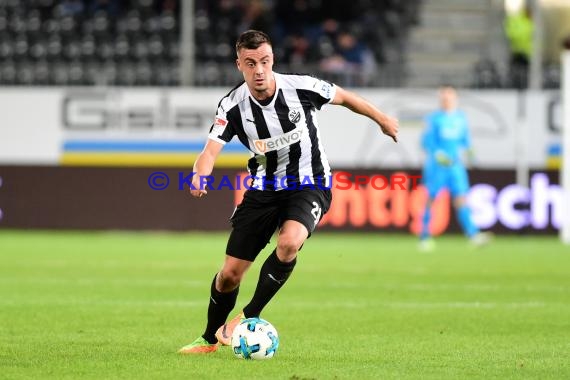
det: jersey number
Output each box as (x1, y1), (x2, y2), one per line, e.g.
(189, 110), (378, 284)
(311, 202), (322, 227)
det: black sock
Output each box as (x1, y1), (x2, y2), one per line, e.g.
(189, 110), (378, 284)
(243, 250), (296, 318)
(202, 274), (239, 344)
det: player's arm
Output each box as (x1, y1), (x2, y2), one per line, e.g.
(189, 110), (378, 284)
(331, 86), (399, 142)
(190, 140), (224, 198)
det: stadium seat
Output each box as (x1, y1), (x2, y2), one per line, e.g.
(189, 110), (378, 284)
(1, 60), (17, 84)
(472, 59), (503, 89)
(543, 64), (561, 89)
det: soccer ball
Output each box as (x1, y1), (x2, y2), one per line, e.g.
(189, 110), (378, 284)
(231, 317), (279, 360)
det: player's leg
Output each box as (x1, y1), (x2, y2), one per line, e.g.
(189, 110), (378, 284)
(204, 256), (251, 342)
(453, 194), (492, 246)
(453, 195), (478, 238)
(242, 220), (307, 318)
(242, 187), (332, 318)
(179, 256), (251, 354)
(213, 190), (280, 346)
(450, 166), (477, 237)
(180, 190), (279, 353)
(419, 197), (437, 252)
(419, 165), (443, 249)
(420, 197), (434, 240)
(449, 166), (490, 245)
(215, 220), (308, 346)
(213, 226), (276, 346)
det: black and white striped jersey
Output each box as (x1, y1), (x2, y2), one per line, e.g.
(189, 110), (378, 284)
(208, 72), (337, 191)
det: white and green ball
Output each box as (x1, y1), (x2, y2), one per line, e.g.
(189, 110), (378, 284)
(231, 318), (279, 360)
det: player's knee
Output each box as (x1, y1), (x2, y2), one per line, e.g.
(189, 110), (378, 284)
(276, 237), (301, 262)
(218, 268), (244, 290)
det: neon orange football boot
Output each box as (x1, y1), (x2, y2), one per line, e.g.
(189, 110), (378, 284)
(215, 311), (245, 346)
(178, 337), (218, 354)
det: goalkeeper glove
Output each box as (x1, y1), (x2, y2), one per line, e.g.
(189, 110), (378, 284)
(435, 150), (453, 166)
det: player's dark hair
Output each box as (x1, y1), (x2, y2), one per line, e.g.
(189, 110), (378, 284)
(236, 30), (272, 54)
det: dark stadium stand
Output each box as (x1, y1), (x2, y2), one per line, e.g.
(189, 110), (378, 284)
(0, 0), (559, 89)
(0, 0), (419, 87)
(0, 0), (180, 86)
(194, 0), (420, 87)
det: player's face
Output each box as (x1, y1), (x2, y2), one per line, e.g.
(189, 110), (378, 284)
(236, 43), (275, 99)
(440, 87), (457, 111)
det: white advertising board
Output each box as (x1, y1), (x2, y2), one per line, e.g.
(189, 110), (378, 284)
(0, 87), (562, 169)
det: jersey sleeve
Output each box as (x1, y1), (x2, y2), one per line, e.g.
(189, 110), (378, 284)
(291, 75), (337, 110)
(207, 99), (236, 145)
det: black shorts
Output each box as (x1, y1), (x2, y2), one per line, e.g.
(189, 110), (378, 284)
(226, 187), (332, 262)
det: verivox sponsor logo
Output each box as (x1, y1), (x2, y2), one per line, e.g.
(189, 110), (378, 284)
(147, 171), (421, 191)
(253, 127), (303, 154)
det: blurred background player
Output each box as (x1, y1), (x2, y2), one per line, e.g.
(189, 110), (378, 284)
(504, 5), (534, 89)
(419, 86), (491, 251)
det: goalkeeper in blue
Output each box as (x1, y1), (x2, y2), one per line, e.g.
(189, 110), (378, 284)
(419, 86), (491, 251)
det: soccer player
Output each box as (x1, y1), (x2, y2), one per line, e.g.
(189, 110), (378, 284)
(179, 30), (399, 354)
(419, 86), (491, 251)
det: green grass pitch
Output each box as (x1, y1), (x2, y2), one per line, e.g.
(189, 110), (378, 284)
(1, 231), (569, 379)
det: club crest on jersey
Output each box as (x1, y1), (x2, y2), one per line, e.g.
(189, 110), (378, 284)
(288, 109), (301, 124)
(253, 127), (303, 154)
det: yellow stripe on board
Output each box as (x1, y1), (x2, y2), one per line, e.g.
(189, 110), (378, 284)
(60, 153), (249, 167)
(546, 157), (561, 169)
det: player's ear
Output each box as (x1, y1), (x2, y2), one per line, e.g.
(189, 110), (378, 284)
(236, 58), (242, 72)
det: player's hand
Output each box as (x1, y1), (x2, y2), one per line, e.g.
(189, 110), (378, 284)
(189, 177), (207, 198)
(435, 151), (453, 166)
(190, 188), (207, 198)
(379, 115), (399, 142)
